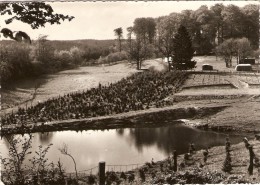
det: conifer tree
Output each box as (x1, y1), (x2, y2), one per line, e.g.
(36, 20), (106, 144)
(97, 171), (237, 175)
(172, 25), (196, 70)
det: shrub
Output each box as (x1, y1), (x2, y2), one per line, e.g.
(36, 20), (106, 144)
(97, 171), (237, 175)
(70, 46), (84, 65)
(0, 42), (32, 84)
(54, 50), (73, 68)
(100, 51), (128, 64)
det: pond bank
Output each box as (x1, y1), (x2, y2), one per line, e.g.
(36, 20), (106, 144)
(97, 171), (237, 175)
(100, 139), (260, 184)
(61, 139), (260, 184)
(1, 105), (227, 136)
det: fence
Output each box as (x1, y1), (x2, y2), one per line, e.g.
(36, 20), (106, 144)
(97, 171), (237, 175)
(76, 162), (144, 176)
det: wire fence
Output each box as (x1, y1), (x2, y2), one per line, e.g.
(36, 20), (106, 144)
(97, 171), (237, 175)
(78, 166), (99, 175)
(106, 163), (145, 172)
(67, 162), (146, 178)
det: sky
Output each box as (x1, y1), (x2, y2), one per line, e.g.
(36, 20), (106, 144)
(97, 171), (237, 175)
(0, 1), (259, 40)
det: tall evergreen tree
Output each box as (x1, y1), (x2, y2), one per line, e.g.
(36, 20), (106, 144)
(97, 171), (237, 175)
(172, 25), (196, 70)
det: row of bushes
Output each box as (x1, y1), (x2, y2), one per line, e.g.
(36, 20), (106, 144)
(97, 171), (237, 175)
(2, 70), (187, 126)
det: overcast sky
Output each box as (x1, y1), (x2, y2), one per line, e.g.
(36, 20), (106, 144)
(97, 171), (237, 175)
(1, 1), (258, 40)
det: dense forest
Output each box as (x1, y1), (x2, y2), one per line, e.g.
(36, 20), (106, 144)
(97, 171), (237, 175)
(169, 4), (259, 52)
(0, 3), (258, 86)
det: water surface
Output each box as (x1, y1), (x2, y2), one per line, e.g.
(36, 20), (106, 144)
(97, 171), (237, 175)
(2, 124), (243, 173)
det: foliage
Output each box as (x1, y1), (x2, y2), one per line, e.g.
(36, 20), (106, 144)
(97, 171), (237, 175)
(30, 144), (54, 183)
(133, 17), (156, 44)
(0, 38), (86, 86)
(0, 2), (74, 42)
(114, 27), (123, 52)
(222, 138), (232, 173)
(69, 46), (84, 65)
(126, 17), (156, 69)
(155, 14), (180, 70)
(2, 70), (187, 125)
(215, 37), (253, 67)
(172, 25), (196, 70)
(1, 135), (33, 185)
(54, 50), (73, 68)
(215, 38), (235, 67)
(33, 35), (56, 71)
(139, 168), (146, 182)
(233, 37), (253, 63)
(88, 174), (97, 184)
(128, 37), (155, 70)
(253, 49), (260, 60)
(0, 42), (33, 84)
(98, 51), (128, 64)
(1, 135), (78, 185)
(154, 3), (259, 56)
(106, 171), (121, 185)
(0, 2), (74, 29)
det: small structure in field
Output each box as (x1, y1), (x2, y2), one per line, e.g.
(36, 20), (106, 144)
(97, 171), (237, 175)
(235, 64), (252, 71)
(239, 58), (255, 65)
(202, 64), (213, 70)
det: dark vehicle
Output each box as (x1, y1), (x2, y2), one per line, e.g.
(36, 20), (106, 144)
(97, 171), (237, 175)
(202, 64), (213, 70)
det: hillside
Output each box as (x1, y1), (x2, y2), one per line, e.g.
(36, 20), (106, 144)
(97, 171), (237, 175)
(49, 39), (115, 50)
(0, 39), (115, 50)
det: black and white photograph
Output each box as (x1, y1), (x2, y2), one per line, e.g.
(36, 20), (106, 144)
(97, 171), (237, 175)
(0, 1), (260, 184)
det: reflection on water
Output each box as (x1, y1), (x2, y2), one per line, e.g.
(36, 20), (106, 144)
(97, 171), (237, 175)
(2, 124), (243, 172)
(39, 132), (54, 144)
(122, 125), (239, 154)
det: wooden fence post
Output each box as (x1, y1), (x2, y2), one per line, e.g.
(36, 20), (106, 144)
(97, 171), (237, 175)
(99, 161), (105, 185)
(248, 146), (254, 175)
(173, 150), (178, 172)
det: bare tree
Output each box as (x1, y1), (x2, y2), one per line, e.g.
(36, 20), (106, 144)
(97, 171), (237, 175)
(58, 143), (78, 181)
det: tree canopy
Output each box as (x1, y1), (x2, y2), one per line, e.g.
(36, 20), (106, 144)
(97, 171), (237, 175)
(114, 27), (123, 52)
(127, 17), (156, 69)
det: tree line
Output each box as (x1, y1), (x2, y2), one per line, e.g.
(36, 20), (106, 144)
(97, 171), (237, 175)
(113, 3), (259, 70)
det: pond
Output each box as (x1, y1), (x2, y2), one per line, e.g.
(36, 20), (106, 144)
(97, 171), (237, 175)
(1, 124), (243, 173)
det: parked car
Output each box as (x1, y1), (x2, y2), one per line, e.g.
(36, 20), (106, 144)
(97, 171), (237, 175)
(202, 64), (213, 70)
(235, 64), (252, 71)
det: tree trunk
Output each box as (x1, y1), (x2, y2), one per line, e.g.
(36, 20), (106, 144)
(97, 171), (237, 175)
(119, 38), (122, 52)
(137, 61), (140, 70)
(68, 154), (78, 181)
(167, 56), (171, 71)
(225, 58), (229, 67)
